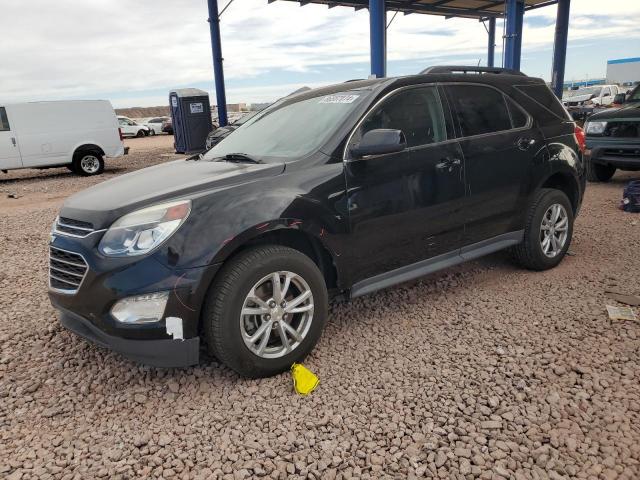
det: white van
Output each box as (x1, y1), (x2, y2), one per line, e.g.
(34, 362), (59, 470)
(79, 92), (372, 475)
(0, 100), (125, 176)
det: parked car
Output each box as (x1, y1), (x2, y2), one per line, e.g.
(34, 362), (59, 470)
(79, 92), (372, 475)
(143, 116), (170, 135)
(117, 116), (150, 138)
(583, 83), (640, 182)
(563, 85), (623, 108)
(161, 118), (173, 135)
(49, 66), (585, 377)
(562, 85), (625, 123)
(205, 111), (261, 150)
(0, 100), (125, 176)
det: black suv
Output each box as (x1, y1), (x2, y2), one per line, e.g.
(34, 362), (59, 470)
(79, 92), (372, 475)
(583, 84), (640, 182)
(49, 66), (585, 378)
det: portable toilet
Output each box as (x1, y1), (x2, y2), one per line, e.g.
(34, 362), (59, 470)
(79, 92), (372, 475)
(169, 88), (213, 154)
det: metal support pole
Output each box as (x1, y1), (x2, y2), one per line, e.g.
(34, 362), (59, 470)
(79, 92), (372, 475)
(504, 0), (524, 71)
(207, 0), (228, 127)
(551, 0), (570, 98)
(369, 0), (386, 78)
(487, 17), (496, 67)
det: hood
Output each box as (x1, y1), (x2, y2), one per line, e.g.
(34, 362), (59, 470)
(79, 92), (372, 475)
(61, 159), (285, 228)
(588, 101), (640, 121)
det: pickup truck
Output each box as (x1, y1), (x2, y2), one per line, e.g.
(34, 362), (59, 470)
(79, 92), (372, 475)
(563, 85), (624, 123)
(583, 84), (640, 182)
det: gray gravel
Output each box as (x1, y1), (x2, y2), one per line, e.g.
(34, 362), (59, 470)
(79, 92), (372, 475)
(1, 136), (639, 479)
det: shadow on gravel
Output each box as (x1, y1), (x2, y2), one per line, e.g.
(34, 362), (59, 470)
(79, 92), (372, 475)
(0, 166), (128, 184)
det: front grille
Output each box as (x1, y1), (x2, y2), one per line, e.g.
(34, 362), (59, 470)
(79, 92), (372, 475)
(603, 148), (640, 158)
(49, 246), (88, 293)
(54, 217), (95, 237)
(605, 121), (639, 139)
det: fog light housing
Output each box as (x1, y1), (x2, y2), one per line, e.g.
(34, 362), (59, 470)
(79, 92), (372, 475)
(111, 292), (169, 324)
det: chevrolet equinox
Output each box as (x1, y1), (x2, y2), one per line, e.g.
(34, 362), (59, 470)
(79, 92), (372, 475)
(49, 66), (586, 377)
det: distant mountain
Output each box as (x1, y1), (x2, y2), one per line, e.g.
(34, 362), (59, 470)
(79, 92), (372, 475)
(115, 106), (170, 119)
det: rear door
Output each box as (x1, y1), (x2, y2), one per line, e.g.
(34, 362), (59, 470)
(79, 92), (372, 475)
(0, 107), (23, 169)
(444, 83), (544, 246)
(344, 84), (466, 284)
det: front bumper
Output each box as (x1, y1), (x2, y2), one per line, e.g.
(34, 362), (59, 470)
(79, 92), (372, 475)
(586, 138), (640, 170)
(48, 233), (221, 367)
(59, 308), (199, 367)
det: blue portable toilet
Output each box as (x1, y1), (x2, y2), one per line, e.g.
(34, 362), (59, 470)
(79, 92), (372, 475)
(169, 88), (213, 154)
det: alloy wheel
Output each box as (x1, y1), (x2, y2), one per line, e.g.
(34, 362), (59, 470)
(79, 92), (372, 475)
(239, 271), (314, 359)
(540, 203), (569, 258)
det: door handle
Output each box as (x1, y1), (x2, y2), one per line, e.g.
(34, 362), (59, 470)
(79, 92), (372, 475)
(11, 137), (16, 146)
(435, 157), (461, 172)
(516, 137), (535, 151)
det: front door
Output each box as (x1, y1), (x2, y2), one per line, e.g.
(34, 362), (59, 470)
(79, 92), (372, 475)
(344, 85), (466, 286)
(0, 107), (22, 170)
(444, 84), (546, 245)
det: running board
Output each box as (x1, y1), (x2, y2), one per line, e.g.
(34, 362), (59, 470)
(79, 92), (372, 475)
(350, 230), (524, 298)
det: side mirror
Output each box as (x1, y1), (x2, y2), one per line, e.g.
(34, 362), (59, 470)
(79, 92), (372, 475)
(350, 129), (406, 159)
(613, 93), (626, 105)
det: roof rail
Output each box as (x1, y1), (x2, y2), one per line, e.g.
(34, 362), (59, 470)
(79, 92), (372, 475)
(420, 65), (527, 76)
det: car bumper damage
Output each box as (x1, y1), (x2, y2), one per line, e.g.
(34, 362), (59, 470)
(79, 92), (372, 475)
(48, 234), (220, 367)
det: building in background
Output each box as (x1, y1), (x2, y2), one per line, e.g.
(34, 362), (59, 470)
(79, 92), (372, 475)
(606, 57), (640, 86)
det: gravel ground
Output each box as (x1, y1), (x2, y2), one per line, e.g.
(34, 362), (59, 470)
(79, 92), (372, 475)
(1, 136), (639, 480)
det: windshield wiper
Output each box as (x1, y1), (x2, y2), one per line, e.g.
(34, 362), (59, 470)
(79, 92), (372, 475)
(223, 153), (263, 164)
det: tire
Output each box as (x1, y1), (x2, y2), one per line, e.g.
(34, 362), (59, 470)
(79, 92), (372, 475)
(512, 188), (574, 271)
(586, 158), (615, 182)
(149, 129), (155, 136)
(202, 245), (328, 378)
(72, 152), (104, 176)
(136, 130), (146, 138)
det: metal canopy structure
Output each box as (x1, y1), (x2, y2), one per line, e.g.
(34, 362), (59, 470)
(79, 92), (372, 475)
(206, 0), (571, 127)
(275, 0), (557, 19)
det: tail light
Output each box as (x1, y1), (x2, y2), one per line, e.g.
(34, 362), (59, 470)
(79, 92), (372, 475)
(118, 127), (124, 141)
(574, 124), (586, 153)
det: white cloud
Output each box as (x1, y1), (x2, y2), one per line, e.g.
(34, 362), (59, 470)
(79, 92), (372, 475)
(1, 0), (638, 106)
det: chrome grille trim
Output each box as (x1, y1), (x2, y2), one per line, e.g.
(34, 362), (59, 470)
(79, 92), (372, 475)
(53, 216), (104, 238)
(49, 246), (89, 294)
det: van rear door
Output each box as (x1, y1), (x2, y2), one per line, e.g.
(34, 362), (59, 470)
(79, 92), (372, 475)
(0, 107), (22, 170)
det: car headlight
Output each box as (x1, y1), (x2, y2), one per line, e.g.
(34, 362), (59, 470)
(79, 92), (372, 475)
(99, 200), (191, 257)
(585, 121), (607, 135)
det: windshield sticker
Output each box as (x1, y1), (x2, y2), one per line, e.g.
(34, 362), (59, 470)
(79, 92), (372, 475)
(319, 94), (360, 104)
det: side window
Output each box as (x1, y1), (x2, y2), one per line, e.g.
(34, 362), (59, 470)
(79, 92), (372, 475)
(0, 107), (10, 131)
(505, 96), (529, 129)
(118, 118), (127, 126)
(602, 87), (611, 97)
(446, 85), (511, 137)
(353, 86), (447, 150)
(515, 84), (571, 120)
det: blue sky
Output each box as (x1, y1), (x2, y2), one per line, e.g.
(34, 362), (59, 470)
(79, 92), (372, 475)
(1, 0), (639, 108)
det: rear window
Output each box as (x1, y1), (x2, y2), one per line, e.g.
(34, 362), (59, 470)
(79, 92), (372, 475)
(0, 107), (9, 131)
(515, 84), (570, 120)
(446, 85), (512, 137)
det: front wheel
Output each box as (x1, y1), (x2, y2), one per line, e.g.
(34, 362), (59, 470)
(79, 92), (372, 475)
(512, 189), (574, 271)
(73, 152), (104, 176)
(586, 159), (615, 182)
(202, 245), (328, 378)
(136, 129), (146, 138)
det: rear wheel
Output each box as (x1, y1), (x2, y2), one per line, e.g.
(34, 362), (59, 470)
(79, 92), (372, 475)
(513, 188), (574, 271)
(586, 159), (615, 182)
(72, 152), (104, 176)
(136, 129), (146, 138)
(202, 245), (328, 378)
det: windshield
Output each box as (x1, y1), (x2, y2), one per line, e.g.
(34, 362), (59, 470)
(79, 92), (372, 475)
(204, 90), (369, 161)
(564, 87), (601, 99)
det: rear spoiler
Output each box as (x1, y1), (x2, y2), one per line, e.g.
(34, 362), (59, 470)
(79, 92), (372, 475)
(420, 65), (527, 76)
